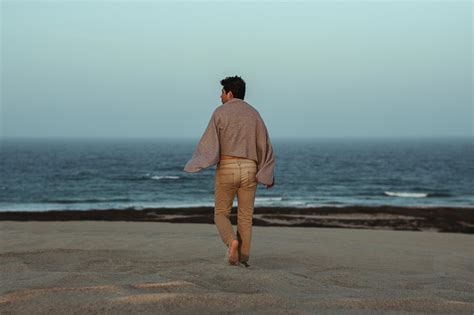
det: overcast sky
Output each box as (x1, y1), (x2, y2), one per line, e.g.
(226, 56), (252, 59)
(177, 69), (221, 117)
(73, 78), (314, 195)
(1, 0), (472, 139)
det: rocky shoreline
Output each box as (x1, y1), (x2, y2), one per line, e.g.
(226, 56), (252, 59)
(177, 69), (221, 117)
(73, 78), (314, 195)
(1, 205), (473, 234)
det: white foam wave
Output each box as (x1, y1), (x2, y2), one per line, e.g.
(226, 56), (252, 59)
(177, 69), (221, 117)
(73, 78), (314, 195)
(150, 175), (180, 180)
(384, 191), (428, 198)
(255, 197), (283, 202)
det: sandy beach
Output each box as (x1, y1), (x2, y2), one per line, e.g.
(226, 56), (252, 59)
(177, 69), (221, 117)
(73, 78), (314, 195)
(1, 221), (473, 314)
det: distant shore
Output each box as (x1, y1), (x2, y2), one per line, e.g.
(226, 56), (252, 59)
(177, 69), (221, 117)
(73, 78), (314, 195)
(1, 205), (473, 234)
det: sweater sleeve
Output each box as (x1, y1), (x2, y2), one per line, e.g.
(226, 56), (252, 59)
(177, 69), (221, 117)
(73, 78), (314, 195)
(183, 111), (220, 173)
(255, 115), (275, 186)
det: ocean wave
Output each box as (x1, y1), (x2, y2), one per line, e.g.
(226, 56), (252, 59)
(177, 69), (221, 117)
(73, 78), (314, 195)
(255, 197), (284, 202)
(2, 198), (474, 212)
(113, 173), (182, 181)
(384, 191), (428, 198)
(150, 175), (180, 180)
(40, 198), (133, 204)
(427, 192), (453, 198)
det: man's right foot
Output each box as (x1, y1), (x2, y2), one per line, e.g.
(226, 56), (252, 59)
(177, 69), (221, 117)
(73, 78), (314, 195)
(228, 239), (239, 265)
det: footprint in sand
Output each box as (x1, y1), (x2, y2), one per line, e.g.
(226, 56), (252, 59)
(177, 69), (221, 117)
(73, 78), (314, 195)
(0, 280), (197, 306)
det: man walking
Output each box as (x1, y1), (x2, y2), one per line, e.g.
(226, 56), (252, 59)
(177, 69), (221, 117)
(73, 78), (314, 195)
(184, 76), (275, 267)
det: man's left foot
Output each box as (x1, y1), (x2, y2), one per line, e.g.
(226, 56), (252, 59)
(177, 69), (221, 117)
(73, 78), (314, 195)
(239, 261), (250, 267)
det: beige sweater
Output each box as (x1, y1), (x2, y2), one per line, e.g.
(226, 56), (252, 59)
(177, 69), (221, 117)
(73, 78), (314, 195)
(183, 98), (275, 186)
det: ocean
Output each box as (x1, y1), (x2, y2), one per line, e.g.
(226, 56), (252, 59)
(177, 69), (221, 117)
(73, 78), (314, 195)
(0, 137), (472, 212)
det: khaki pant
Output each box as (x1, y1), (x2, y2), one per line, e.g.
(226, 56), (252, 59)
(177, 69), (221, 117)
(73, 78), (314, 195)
(214, 158), (258, 263)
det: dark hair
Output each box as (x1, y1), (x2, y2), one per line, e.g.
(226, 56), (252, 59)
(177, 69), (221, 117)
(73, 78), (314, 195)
(220, 76), (246, 100)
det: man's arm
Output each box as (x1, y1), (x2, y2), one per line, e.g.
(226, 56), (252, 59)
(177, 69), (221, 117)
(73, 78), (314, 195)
(255, 113), (275, 187)
(183, 110), (220, 173)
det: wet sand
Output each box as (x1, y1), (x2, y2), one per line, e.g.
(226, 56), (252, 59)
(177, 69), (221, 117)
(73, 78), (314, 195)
(1, 221), (473, 314)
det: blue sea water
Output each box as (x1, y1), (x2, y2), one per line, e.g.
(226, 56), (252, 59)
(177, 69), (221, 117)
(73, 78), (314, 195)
(0, 138), (473, 212)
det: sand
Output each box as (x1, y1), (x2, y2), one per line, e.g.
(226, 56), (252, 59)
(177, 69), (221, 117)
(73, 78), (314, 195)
(1, 221), (473, 314)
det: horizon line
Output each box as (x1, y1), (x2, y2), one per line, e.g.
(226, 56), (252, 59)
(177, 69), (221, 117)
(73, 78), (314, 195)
(1, 135), (472, 141)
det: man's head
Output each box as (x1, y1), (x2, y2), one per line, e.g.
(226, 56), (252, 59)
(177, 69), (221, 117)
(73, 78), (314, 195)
(220, 75), (246, 104)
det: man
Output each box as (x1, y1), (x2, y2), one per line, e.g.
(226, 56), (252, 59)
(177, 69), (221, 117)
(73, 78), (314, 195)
(184, 75), (275, 267)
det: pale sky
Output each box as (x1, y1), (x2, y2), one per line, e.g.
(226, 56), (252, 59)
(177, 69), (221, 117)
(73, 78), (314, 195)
(1, 0), (472, 139)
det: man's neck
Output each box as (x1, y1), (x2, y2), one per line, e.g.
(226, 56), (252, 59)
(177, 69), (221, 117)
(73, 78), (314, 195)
(225, 98), (241, 104)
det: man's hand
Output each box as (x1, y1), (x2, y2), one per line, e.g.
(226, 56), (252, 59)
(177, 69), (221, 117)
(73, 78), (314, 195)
(264, 178), (275, 189)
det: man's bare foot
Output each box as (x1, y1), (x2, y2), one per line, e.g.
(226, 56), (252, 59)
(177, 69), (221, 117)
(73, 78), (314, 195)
(228, 239), (239, 265)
